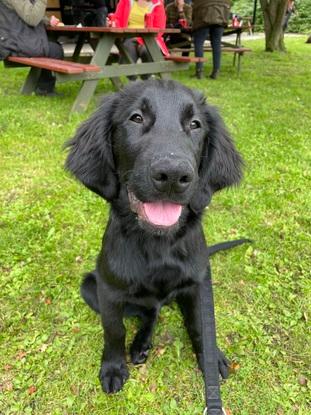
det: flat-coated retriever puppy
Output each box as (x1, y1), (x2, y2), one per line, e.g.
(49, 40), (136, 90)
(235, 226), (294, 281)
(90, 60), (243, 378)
(65, 80), (243, 394)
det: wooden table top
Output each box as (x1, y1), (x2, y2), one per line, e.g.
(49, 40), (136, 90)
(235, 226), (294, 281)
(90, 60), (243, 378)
(47, 26), (181, 34)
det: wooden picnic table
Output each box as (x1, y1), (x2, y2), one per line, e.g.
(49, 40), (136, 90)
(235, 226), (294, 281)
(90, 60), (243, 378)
(47, 26), (187, 113)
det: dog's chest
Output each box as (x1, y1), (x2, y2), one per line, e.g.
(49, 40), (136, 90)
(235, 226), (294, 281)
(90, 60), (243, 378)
(102, 223), (207, 304)
(128, 264), (195, 303)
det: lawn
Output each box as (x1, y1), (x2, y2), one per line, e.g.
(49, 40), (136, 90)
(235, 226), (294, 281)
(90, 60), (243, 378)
(0, 36), (310, 415)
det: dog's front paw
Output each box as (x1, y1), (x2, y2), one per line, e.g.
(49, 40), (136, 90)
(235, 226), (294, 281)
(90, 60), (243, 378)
(99, 361), (129, 393)
(217, 348), (230, 379)
(130, 340), (152, 365)
(198, 348), (230, 379)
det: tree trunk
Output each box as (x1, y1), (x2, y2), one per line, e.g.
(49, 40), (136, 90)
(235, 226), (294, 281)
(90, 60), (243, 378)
(260, 0), (288, 51)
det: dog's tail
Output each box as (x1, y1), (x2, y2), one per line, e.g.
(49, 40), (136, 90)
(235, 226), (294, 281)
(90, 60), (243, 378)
(207, 238), (252, 256)
(81, 271), (100, 314)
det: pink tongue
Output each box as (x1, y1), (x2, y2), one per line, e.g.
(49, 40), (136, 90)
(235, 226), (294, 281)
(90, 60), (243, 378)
(143, 201), (182, 227)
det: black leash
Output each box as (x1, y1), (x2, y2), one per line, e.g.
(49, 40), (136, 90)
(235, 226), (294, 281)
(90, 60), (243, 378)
(199, 266), (226, 415)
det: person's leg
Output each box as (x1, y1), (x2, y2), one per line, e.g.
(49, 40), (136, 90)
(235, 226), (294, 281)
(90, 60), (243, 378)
(283, 11), (292, 31)
(36, 41), (64, 95)
(94, 6), (108, 26)
(193, 27), (209, 78)
(209, 25), (224, 79)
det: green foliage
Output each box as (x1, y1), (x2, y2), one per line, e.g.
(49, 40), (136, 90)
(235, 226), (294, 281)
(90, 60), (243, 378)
(232, 0), (255, 18)
(288, 0), (311, 33)
(0, 37), (311, 414)
(232, 0), (311, 32)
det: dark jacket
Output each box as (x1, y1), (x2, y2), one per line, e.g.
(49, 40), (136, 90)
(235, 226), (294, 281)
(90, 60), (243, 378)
(192, 0), (231, 31)
(165, 2), (192, 27)
(0, 1), (49, 60)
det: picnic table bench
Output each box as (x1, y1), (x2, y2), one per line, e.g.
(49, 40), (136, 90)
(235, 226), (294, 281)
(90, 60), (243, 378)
(166, 23), (252, 74)
(169, 46), (251, 74)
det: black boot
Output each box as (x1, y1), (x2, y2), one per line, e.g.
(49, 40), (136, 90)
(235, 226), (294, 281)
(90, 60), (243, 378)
(195, 69), (204, 79)
(209, 70), (220, 80)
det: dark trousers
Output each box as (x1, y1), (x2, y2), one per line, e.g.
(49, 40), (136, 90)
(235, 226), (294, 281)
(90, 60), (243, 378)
(120, 38), (151, 80)
(193, 25), (224, 73)
(36, 41), (64, 93)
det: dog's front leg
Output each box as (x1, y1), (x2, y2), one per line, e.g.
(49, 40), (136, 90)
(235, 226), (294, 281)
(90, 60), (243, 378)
(176, 284), (230, 380)
(97, 282), (128, 393)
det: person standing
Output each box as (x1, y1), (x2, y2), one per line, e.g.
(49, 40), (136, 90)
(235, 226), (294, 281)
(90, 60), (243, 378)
(283, 0), (295, 31)
(192, 0), (231, 79)
(0, 0), (64, 96)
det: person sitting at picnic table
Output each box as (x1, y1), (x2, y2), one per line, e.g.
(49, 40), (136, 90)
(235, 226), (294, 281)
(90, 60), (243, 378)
(0, 0), (64, 96)
(72, 0), (108, 27)
(165, 0), (192, 55)
(108, 0), (168, 79)
(192, 0), (231, 80)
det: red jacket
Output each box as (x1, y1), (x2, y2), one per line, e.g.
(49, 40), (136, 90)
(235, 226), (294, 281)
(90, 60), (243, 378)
(110, 0), (168, 55)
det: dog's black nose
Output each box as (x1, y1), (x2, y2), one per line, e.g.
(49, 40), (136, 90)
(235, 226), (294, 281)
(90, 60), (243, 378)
(150, 159), (194, 193)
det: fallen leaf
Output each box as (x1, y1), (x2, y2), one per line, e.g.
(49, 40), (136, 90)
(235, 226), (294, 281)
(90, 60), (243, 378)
(44, 297), (52, 305)
(39, 343), (49, 352)
(0, 380), (13, 392)
(229, 361), (240, 373)
(70, 384), (80, 395)
(298, 375), (308, 386)
(28, 385), (37, 395)
(16, 351), (27, 360)
(4, 364), (13, 371)
(149, 383), (157, 393)
(155, 346), (166, 356)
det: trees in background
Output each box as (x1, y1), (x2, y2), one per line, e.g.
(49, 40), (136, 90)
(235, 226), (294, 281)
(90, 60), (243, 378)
(232, 0), (311, 51)
(260, 0), (288, 51)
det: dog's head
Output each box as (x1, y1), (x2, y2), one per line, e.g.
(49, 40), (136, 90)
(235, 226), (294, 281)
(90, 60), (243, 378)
(65, 80), (242, 232)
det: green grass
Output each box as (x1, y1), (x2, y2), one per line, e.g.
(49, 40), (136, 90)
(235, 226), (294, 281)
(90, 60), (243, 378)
(0, 36), (310, 415)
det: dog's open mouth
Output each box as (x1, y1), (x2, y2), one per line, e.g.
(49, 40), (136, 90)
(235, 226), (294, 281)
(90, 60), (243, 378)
(128, 191), (182, 228)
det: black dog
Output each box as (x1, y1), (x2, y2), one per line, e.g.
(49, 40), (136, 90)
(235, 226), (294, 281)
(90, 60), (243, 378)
(65, 80), (243, 394)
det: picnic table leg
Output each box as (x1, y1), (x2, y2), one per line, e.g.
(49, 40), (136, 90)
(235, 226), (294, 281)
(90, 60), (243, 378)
(233, 52), (242, 75)
(143, 36), (171, 80)
(71, 36), (115, 113)
(72, 33), (87, 62)
(113, 38), (140, 89)
(21, 67), (41, 95)
(237, 53), (242, 75)
(233, 51), (237, 68)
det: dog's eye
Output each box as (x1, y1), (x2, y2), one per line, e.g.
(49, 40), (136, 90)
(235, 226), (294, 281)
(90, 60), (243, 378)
(130, 113), (143, 124)
(190, 120), (201, 130)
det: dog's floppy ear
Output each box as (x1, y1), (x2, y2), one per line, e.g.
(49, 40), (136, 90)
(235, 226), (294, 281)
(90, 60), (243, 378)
(65, 95), (119, 201)
(190, 104), (243, 213)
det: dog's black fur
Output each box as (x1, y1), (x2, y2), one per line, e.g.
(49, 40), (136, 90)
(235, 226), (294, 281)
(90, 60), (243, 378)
(65, 80), (244, 394)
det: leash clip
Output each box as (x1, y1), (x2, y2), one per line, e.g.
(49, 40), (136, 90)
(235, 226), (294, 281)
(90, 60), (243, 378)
(203, 408), (227, 415)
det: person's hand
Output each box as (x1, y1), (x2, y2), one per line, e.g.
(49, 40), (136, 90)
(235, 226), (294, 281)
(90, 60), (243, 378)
(50, 15), (64, 26)
(176, 0), (185, 12)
